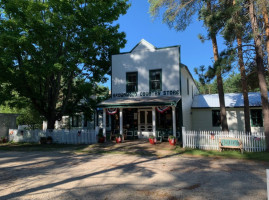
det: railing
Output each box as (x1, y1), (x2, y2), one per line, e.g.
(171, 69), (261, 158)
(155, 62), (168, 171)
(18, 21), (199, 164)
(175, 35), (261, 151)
(182, 127), (266, 152)
(8, 129), (97, 144)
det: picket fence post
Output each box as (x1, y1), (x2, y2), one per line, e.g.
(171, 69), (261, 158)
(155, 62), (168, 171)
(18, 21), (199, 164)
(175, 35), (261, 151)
(182, 127), (186, 148)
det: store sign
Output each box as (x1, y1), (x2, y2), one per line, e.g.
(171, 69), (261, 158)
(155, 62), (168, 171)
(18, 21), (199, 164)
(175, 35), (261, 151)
(112, 90), (180, 98)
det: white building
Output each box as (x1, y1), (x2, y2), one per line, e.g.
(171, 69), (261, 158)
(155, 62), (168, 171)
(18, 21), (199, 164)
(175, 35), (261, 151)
(98, 39), (198, 139)
(192, 92), (265, 132)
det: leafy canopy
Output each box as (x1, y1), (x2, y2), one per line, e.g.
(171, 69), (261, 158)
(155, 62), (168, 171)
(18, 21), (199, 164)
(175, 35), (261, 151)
(0, 0), (129, 128)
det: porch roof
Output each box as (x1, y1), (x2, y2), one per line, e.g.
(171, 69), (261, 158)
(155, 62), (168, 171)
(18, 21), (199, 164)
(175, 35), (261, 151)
(98, 96), (181, 108)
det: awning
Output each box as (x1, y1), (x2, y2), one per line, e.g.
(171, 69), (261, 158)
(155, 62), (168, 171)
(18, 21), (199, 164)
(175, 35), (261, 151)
(98, 96), (181, 108)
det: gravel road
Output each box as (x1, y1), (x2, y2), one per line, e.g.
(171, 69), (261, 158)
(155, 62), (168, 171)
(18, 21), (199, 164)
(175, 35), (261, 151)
(0, 151), (268, 200)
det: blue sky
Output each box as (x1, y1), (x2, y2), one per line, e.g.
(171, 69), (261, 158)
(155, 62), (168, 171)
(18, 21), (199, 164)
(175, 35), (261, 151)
(104, 0), (227, 88)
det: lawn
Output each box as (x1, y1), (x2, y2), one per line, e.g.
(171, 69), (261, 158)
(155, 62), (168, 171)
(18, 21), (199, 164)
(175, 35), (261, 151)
(0, 142), (269, 162)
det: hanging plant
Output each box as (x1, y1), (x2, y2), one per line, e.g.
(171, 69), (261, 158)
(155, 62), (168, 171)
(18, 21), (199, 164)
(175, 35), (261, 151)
(106, 108), (118, 115)
(156, 106), (170, 113)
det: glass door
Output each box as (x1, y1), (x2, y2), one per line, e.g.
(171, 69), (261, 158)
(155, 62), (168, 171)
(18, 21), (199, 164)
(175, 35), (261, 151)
(138, 109), (153, 138)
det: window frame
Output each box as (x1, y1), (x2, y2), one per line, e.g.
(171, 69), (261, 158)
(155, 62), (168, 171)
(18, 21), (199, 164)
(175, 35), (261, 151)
(72, 115), (80, 127)
(126, 72), (138, 93)
(212, 110), (221, 127)
(250, 109), (263, 127)
(149, 69), (162, 92)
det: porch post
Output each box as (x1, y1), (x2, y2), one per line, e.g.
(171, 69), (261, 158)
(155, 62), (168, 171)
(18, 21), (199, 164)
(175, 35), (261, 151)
(103, 108), (106, 138)
(152, 106), (156, 137)
(172, 106), (176, 137)
(120, 108), (123, 140)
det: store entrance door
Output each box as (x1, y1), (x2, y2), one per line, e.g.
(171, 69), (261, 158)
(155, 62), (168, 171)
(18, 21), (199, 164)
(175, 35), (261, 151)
(138, 109), (152, 138)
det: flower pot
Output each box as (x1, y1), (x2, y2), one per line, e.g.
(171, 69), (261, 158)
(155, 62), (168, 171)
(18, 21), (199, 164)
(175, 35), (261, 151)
(149, 138), (156, 145)
(98, 137), (105, 143)
(168, 138), (176, 145)
(115, 137), (122, 143)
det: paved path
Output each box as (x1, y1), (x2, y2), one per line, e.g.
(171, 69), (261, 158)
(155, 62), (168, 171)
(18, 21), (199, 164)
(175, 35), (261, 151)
(0, 151), (268, 200)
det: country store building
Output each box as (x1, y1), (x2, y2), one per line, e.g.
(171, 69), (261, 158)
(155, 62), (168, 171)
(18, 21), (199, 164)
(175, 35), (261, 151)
(97, 39), (199, 139)
(42, 39), (266, 141)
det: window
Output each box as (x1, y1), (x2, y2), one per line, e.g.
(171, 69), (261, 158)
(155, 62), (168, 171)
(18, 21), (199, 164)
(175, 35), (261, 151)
(126, 72), (138, 93)
(212, 110), (221, 127)
(251, 109), (263, 127)
(149, 69), (162, 91)
(187, 78), (189, 95)
(72, 115), (80, 127)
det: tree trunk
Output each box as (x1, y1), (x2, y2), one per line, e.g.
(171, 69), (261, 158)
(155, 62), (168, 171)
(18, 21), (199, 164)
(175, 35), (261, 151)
(47, 116), (56, 130)
(207, 0), (228, 132)
(237, 35), (251, 133)
(249, 0), (269, 151)
(262, 7), (269, 67)
(233, 0), (251, 133)
(211, 34), (229, 131)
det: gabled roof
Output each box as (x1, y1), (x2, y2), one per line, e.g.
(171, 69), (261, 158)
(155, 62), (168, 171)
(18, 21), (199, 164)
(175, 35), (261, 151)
(113, 39), (180, 55)
(192, 92), (268, 108)
(130, 39), (156, 52)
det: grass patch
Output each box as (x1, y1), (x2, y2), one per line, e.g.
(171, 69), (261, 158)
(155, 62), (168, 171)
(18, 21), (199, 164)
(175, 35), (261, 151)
(175, 147), (269, 162)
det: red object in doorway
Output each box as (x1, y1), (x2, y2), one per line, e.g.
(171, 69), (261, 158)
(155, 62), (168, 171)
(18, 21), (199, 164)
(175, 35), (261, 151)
(168, 138), (176, 145)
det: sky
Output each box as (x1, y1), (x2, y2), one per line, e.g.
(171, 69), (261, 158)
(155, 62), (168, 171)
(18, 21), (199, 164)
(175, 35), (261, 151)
(104, 0), (227, 88)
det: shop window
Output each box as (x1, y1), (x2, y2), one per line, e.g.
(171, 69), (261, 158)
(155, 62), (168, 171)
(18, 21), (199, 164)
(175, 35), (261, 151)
(126, 72), (138, 93)
(212, 110), (221, 127)
(251, 109), (263, 127)
(149, 69), (162, 91)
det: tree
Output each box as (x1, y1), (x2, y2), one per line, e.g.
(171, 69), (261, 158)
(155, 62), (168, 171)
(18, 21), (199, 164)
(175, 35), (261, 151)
(221, 0), (251, 132)
(149, 0), (229, 131)
(248, 0), (269, 150)
(0, 0), (129, 129)
(257, 0), (269, 66)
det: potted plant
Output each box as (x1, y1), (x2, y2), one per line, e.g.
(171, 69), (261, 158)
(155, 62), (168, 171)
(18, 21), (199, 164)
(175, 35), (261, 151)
(115, 133), (122, 143)
(168, 135), (176, 145)
(97, 129), (105, 143)
(149, 135), (156, 145)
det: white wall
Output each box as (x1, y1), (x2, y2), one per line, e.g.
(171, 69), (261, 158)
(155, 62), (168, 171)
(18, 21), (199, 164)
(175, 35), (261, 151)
(181, 67), (199, 130)
(191, 108), (264, 132)
(112, 43), (180, 95)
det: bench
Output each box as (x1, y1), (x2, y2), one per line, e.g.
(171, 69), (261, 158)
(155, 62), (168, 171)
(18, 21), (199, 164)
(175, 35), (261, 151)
(219, 138), (243, 154)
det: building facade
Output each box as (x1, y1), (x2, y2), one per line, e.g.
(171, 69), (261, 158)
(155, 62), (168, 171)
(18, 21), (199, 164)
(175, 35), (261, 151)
(98, 39), (198, 139)
(191, 92), (266, 132)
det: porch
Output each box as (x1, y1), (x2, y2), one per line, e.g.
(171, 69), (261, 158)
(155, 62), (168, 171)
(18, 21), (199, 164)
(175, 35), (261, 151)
(98, 96), (182, 141)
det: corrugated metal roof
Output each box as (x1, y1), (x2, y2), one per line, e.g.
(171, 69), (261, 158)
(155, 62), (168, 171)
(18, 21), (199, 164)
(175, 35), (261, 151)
(192, 92), (268, 108)
(98, 96), (181, 108)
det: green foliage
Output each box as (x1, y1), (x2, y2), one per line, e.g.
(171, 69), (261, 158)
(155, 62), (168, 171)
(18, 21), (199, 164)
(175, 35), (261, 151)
(149, 0), (202, 31)
(0, 0), (129, 128)
(16, 107), (43, 130)
(149, 135), (155, 139)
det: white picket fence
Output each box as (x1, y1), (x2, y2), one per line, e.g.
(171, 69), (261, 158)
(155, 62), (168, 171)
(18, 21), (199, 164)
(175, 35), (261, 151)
(182, 127), (266, 152)
(8, 129), (97, 144)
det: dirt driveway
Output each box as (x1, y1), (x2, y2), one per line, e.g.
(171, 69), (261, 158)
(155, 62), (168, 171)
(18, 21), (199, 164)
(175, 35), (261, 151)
(0, 142), (268, 200)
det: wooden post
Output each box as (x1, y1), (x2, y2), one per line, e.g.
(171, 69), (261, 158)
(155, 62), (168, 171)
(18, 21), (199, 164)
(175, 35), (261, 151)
(120, 108), (123, 141)
(172, 106), (176, 137)
(152, 106), (156, 138)
(103, 108), (106, 139)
